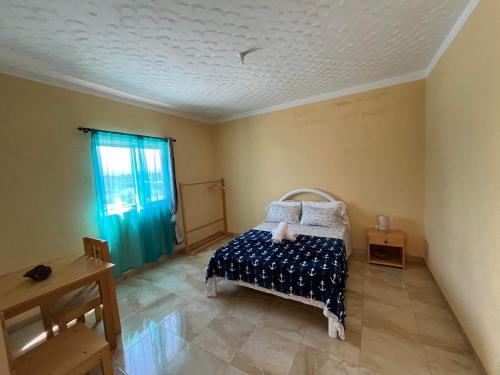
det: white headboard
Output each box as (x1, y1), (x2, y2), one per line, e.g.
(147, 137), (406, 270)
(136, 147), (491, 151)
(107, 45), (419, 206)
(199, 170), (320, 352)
(278, 188), (336, 202)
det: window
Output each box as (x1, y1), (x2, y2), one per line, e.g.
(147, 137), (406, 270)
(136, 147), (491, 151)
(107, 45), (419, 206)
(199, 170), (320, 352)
(91, 130), (176, 276)
(97, 146), (134, 215)
(92, 133), (171, 217)
(143, 148), (166, 203)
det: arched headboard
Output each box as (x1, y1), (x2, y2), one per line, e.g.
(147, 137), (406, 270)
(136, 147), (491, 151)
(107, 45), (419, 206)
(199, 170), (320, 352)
(278, 188), (336, 202)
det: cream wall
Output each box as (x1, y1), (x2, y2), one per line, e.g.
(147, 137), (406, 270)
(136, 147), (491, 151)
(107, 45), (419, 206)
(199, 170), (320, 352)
(425, 0), (500, 373)
(213, 81), (426, 256)
(0, 74), (217, 276)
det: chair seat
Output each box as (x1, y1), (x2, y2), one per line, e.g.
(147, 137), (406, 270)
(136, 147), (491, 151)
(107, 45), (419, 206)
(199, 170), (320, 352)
(43, 283), (100, 321)
(12, 323), (109, 375)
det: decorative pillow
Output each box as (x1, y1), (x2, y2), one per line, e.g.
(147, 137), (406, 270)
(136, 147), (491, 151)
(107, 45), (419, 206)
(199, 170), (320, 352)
(300, 201), (347, 227)
(265, 201), (301, 224)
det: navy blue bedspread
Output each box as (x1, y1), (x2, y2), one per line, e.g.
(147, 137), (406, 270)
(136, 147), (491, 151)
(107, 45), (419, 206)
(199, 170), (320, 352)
(206, 229), (347, 324)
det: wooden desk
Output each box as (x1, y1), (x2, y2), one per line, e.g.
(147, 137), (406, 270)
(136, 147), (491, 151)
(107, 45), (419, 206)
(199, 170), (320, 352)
(0, 256), (121, 352)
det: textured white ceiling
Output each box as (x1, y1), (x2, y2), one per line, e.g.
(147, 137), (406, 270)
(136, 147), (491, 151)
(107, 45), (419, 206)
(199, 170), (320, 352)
(0, 0), (470, 122)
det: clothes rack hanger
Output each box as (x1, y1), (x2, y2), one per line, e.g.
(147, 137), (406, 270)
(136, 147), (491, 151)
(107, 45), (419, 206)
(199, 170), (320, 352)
(207, 183), (225, 191)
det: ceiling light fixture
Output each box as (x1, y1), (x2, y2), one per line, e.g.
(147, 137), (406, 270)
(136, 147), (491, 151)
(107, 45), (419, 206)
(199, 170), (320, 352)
(238, 48), (260, 64)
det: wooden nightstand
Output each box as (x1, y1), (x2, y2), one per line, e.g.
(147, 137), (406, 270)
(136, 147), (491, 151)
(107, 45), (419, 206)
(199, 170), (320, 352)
(366, 229), (406, 269)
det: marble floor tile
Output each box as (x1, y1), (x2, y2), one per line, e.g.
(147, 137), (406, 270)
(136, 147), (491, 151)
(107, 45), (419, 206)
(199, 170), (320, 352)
(163, 343), (229, 375)
(5, 244), (485, 375)
(303, 318), (361, 364)
(115, 278), (142, 299)
(349, 268), (365, 280)
(231, 326), (300, 375)
(194, 248), (218, 264)
(348, 259), (366, 274)
(115, 326), (188, 375)
(364, 266), (405, 289)
(88, 363), (127, 375)
(357, 366), (380, 375)
(192, 312), (255, 363)
(112, 311), (161, 352)
(406, 283), (448, 308)
(136, 270), (186, 289)
(115, 303), (137, 322)
(258, 300), (313, 343)
(133, 292), (192, 325)
(410, 299), (455, 322)
(192, 286), (242, 311)
(360, 326), (430, 375)
(347, 274), (365, 295)
(363, 299), (419, 339)
(290, 343), (359, 374)
(132, 265), (175, 283)
(345, 291), (363, 333)
(363, 278), (410, 308)
(164, 273), (207, 300)
(224, 365), (249, 375)
(289, 344), (331, 374)
(201, 288), (275, 325)
(403, 264), (437, 289)
(162, 259), (206, 276)
(215, 281), (246, 295)
(193, 292), (234, 311)
(424, 345), (482, 375)
(318, 358), (359, 375)
(161, 300), (220, 341)
(414, 312), (468, 353)
(187, 256), (210, 269)
(8, 319), (47, 358)
(82, 306), (134, 332)
(119, 283), (172, 312)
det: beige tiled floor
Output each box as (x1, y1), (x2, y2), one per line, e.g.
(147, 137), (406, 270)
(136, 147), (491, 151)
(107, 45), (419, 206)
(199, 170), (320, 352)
(8, 241), (484, 375)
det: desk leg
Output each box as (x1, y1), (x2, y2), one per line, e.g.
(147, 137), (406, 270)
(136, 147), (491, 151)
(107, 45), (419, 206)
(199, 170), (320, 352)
(0, 314), (13, 373)
(99, 271), (117, 349)
(106, 270), (121, 334)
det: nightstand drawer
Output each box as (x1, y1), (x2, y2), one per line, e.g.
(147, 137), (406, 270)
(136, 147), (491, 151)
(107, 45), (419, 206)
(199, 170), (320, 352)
(369, 236), (404, 247)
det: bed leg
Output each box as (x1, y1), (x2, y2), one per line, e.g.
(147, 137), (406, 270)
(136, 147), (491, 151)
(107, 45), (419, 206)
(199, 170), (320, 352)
(328, 317), (338, 338)
(206, 277), (217, 297)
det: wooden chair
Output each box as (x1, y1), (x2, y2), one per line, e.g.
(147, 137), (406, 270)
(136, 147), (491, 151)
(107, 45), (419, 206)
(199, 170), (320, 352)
(41, 238), (109, 337)
(1, 313), (114, 374)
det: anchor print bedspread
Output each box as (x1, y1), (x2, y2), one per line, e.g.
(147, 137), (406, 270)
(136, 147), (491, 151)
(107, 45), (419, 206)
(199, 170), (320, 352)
(206, 229), (348, 324)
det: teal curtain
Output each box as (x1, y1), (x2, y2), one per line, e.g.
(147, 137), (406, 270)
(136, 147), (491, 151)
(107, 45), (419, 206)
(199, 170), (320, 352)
(91, 130), (174, 276)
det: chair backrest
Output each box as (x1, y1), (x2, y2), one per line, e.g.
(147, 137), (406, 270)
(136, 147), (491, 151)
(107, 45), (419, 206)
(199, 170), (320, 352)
(82, 237), (110, 263)
(0, 313), (13, 374)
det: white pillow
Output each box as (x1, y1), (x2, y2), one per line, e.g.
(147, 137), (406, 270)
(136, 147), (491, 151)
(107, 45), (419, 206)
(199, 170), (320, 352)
(300, 201), (347, 227)
(265, 201), (301, 224)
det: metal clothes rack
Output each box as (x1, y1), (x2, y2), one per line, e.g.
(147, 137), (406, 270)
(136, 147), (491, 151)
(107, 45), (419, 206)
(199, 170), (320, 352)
(179, 178), (230, 254)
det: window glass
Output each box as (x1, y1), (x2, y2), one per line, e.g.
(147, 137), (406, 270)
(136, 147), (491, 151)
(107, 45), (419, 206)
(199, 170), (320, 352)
(97, 145), (167, 215)
(143, 148), (165, 203)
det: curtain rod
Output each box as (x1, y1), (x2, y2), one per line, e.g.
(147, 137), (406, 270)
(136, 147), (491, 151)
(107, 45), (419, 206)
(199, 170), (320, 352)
(77, 127), (176, 142)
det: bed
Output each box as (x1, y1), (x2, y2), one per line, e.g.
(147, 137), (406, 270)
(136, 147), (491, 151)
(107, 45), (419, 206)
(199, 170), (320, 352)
(205, 188), (351, 339)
